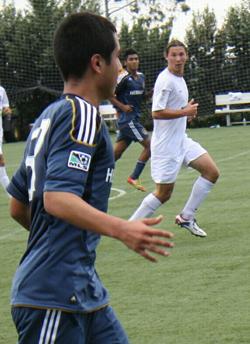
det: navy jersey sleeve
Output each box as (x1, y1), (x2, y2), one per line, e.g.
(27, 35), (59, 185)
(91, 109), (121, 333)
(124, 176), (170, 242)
(44, 96), (101, 198)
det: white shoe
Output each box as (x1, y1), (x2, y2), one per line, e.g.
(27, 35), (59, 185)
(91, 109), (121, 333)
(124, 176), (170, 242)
(175, 214), (207, 237)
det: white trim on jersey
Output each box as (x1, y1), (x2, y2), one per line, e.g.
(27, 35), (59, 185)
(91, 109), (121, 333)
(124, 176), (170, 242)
(128, 120), (143, 141)
(38, 309), (62, 344)
(76, 97), (97, 145)
(86, 101), (97, 145)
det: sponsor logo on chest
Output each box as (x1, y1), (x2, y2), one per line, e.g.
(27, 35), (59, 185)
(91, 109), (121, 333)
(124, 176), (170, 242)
(130, 90), (144, 95)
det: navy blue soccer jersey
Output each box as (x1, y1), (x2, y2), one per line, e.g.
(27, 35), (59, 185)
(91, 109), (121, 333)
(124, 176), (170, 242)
(7, 94), (115, 313)
(115, 71), (145, 126)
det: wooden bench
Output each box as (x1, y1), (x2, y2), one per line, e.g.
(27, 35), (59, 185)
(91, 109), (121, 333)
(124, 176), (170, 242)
(215, 92), (250, 126)
(99, 103), (117, 130)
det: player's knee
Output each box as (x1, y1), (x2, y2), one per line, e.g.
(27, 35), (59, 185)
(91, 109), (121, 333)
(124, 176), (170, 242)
(203, 166), (220, 184)
(155, 190), (172, 204)
(114, 151), (122, 161)
(212, 167), (220, 183)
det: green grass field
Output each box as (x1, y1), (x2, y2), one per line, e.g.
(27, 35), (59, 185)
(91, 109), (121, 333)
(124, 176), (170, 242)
(1, 126), (250, 343)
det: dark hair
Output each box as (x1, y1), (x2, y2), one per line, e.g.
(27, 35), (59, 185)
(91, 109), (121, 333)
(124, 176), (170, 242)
(54, 12), (117, 81)
(165, 39), (188, 55)
(124, 48), (138, 60)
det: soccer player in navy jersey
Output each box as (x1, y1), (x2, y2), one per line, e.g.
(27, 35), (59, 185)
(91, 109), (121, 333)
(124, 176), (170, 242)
(7, 12), (174, 344)
(110, 49), (151, 192)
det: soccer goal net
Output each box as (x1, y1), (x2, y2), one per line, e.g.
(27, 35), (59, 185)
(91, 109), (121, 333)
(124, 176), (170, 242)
(0, 0), (249, 137)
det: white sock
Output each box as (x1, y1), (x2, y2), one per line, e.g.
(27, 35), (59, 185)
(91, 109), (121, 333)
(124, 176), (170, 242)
(129, 193), (162, 220)
(181, 176), (214, 220)
(0, 166), (10, 192)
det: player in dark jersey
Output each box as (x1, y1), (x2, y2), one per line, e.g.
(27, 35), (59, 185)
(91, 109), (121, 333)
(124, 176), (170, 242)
(110, 49), (151, 192)
(7, 12), (174, 344)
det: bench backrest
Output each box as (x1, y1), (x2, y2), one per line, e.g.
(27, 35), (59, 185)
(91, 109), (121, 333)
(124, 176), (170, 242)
(216, 92), (250, 106)
(99, 104), (116, 116)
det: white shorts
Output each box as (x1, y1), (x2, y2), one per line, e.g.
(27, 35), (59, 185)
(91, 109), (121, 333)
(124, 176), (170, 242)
(151, 137), (207, 184)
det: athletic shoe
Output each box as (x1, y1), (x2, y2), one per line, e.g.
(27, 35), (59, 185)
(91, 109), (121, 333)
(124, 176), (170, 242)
(175, 214), (207, 237)
(127, 177), (146, 192)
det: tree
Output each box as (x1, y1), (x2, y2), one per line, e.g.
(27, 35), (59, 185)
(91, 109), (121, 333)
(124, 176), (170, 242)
(0, 0), (103, 139)
(222, 1), (250, 91)
(184, 6), (232, 117)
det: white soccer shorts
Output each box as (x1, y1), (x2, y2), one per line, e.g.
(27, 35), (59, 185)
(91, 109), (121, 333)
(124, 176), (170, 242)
(151, 137), (207, 184)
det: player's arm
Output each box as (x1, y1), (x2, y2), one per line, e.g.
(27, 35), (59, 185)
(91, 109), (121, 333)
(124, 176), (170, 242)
(152, 99), (198, 119)
(109, 73), (133, 113)
(109, 95), (133, 113)
(44, 191), (174, 262)
(10, 197), (30, 231)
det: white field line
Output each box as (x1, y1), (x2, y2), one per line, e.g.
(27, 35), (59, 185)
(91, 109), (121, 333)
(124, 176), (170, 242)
(109, 187), (126, 200)
(183, 149), (250, 175)
(216, 150), (250, 163)
(0, 228), (24, 241)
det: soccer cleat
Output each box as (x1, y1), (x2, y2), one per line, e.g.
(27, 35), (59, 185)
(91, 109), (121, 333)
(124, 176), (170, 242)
(127, 177), (146, 192)
(175, 214), (207, 237)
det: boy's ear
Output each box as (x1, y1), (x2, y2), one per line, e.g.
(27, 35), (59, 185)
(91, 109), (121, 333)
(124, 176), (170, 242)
(90, 54), (104, 74)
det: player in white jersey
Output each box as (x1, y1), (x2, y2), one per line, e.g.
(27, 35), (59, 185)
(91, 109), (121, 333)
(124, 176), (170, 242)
(0, 85), (11, 195)
(130, 40), (220, 237)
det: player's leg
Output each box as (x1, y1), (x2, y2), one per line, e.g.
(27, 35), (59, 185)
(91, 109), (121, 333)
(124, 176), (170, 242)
(127, 121), (150, 191)
(0, 151), (10, 194)
(129, 182), (174, 220)
(128, 136), (150, 189)
(114, 140), (129, 161)
(176, 139), (219, 237)
(88, 305), (129, 344)
(129, 147), (181, 220)
(182, 152), (219, 217)
(114, 129), (131, 161)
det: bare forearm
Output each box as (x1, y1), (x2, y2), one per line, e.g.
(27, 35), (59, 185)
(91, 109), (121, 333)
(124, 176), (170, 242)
(109, 96), (132, 113)
(152, 108), (186, 119)
(44, 191), (175, 262)
(153, 100), (198, 119)
(44, 192), (127, 240)
(109, 96), (123, 110)
(10, 198), (30, 230)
